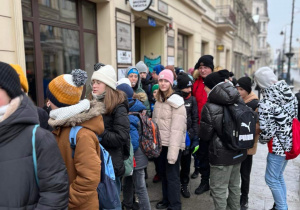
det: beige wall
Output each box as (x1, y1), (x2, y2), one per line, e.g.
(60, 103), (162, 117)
(0, 0), (26, 72)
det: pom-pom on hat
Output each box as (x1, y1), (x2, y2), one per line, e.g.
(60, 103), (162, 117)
(10, 64), (29, 93)
(0, 62), (23, 99)
(116, 78), (131, 87)
(47, 69), (87, 108)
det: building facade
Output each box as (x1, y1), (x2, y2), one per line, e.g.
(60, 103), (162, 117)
(0, 0), (265, 106)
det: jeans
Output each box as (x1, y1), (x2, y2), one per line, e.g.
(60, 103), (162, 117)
(123, 169), (151, 210)
(240, 155), (253, 199)
(180, 150), (192, 185)
(265, 153), (288, 210)
(102, 176), (122, 210)
(161, 146), (182, 210)
(210, 163), (241, 210)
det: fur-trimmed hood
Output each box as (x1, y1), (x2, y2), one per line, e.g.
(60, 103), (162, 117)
(49, 100), (106, 130)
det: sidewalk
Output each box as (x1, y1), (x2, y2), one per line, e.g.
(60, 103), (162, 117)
(145, 144), (300, 210)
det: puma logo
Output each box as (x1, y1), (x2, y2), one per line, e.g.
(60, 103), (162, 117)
(241, 122), (251, 132)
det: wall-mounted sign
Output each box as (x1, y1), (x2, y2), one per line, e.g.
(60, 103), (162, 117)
(217, 45), (224, 52)
(148, 17), (156, 27)
(144, 56), (161, 73)
(117, 22), (131, 50)
(118, 68), (127, 80)
(167, 56), (174, 65)
(117, 50), (132, 64)
(158, 1), (168, 15)
(129, 0), (152, 12)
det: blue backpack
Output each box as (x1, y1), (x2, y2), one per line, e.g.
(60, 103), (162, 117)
(69, 126), (120, 209)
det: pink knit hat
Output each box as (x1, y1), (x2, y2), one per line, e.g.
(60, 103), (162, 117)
(158, 69), (174, 85)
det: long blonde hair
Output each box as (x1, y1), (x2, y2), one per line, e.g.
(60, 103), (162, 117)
(155, 86), (174, 103)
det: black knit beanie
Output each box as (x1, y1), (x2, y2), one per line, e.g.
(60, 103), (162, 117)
(236, 77), (252, 94)
(177, 72), (193, 89)
(0, 62), (23, 99)
(194, 55), (214, 71)
(204, 70), (229, 90)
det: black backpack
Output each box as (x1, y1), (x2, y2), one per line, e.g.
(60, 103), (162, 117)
(221, 100), (256, 150)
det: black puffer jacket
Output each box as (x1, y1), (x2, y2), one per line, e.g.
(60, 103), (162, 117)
(0, 94), (69, 210)
(199, 82), (247, 166)
(184, 95), (199, 140)
(101, 100), (130, 177)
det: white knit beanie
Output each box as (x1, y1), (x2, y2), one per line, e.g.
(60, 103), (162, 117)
(254, 67), (278, 89)
(116, 78), (131, 87)
(91, 65), (117, 90)
(136, 61), (148, 73)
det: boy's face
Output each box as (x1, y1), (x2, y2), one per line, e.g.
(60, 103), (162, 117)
(181, 87), (192, 93)
(153, 89), (158, 98)
(199, 66), (212, 78)
(139, 72), (147, 79)
(236, 87), (249, 99)
(152, 71), (158, 80)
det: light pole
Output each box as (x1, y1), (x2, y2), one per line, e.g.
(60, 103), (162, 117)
(286, 0), (295, 85)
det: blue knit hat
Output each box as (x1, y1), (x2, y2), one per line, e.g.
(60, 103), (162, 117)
(116, 83), (134, 100)
(153, 64), (164, 75)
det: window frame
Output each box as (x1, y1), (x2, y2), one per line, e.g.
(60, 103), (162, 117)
(22, 0), (97, 106)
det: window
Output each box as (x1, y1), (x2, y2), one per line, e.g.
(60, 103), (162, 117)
(22, 0), (97, 106)
(177, 33), (188, 70)
(256, 7), (259, 15)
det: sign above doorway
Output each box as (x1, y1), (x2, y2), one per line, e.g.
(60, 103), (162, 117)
(148, 17), (156, 27)
(129, 0), (152, 12)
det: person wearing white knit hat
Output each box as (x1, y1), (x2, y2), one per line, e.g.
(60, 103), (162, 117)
(91, 65), (117, 90)
(116, 78), (132, 87)
(90, 65), (131, 210)
(254, 67), (278, 89)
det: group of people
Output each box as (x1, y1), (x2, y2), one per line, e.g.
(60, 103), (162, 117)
(0, 52), (297, 210)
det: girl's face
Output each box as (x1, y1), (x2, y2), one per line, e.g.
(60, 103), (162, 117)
(92, 80), (106, 95)
(128, 74), (138, 87)
(158, 79), (171, 92)
(0, 88), (10, 107)
(236, 87), (249, 99)
(153, 89), (158, 98)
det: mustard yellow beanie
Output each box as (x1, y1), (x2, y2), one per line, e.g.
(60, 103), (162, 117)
(46, 69), (87, 107)
(10, 64), (29, 93)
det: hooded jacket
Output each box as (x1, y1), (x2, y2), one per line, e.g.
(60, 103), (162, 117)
(152, 94), (187, 164)
(49, 100), (105, 210)
(192, 76), (207, 124)
(243, 92), (260, 155)
(199, 82), (247, 166)
(100, 100), (131, 177)
(125, 67), (150, 113)
(128, 99), (148, 170)
(0, 94), (69, 210)
(258, 80), (298, 156)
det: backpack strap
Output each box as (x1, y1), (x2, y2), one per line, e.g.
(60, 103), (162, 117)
(32, 124), (40, 188)
(69, 126), (83, 158)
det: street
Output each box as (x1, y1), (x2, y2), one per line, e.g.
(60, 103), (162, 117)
(143, 144), (300, 210)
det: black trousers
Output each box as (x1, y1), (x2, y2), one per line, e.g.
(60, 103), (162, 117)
(180, 150), (192, 185)
(196, 139), (210, 183)
(240, 155), (253, 198)
(161, 146), (182, 210)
